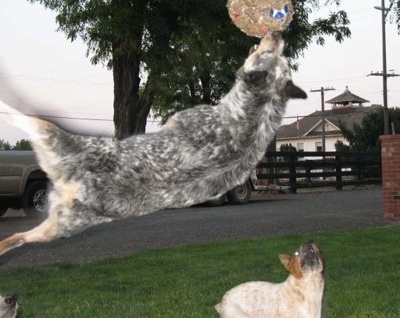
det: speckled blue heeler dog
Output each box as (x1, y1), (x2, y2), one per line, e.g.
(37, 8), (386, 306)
(0, 31), (306, 255)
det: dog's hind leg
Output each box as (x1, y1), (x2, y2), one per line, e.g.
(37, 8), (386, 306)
(0, 215), (59, 256)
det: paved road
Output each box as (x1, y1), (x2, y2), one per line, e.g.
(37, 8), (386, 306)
(0, 188), (387, 269)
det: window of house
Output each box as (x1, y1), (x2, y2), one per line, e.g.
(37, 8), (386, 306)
(315, 142), (323, 152)
(297, 143), (304, 152)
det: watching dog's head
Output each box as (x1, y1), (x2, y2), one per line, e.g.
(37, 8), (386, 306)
(0, 295), (18, 318)
(239, 31), (307, 101)
(279, 241), (324, 279)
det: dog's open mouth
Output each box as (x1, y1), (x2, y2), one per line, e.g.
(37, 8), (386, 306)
(257, 31), (283, 53)
(249, 31), (282, 56)
(4, 295), (17, 308)
(299, 242), (323, 270)
(0, 295), (18, 318)
(243, 31), (284, 71)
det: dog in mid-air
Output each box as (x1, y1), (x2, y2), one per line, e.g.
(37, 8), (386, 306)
(215, 241), (325, 318)
(0, 295), (18, 318)
(0, 31), (306, 255)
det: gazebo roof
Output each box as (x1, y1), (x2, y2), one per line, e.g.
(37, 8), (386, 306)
(325, 86), (369, 105)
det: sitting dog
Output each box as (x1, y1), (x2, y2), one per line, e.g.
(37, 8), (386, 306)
(0, 31), (306, 255)
(215, 242), (325, 318)
(0, 295), (18, 318)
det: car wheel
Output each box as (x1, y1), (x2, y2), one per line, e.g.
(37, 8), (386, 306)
(22, 180), (48, 218)
(206, 194), (226, 207)
(227, 180), (252, 204)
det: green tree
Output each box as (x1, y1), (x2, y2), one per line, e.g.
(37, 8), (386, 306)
(339, 108), (400, 152)
(30, 0), (350, 137)
(279, 143), (298, 162)
(151, 0), (352, 123)
(13, 139), (32, 150)
(0, 139), (12, 150)
(280, 143), (298, 152)
(334, 140), (350, 152)
(388, 1), (400, 33)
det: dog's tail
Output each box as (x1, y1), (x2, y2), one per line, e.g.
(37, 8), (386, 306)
(0, 99), (53, 142)
(0, 69), (61, 141)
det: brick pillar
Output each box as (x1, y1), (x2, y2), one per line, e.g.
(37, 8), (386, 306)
(380, 135), (400, 221)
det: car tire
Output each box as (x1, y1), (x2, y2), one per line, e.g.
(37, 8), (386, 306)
(22, 180), (48, 218)
(227, 180), (252, 204)
(206, 194), (226, 207)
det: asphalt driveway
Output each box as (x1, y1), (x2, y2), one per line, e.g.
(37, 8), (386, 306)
(0, 187), (388, 269)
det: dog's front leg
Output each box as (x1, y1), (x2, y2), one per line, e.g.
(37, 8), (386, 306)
(0, 216), (58, 256)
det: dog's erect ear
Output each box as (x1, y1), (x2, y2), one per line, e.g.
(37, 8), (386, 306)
(244, 71), (268, 92)
(282, 80), (307, 101)
(279, 254), (291, 271)
(279, 254), (303, 279)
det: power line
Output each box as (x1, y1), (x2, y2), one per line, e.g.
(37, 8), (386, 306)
(0, 110), (163, 124)
(368, 71), (400, 78)
(0, 111), (111, 122)
(0, 72), (111, 86)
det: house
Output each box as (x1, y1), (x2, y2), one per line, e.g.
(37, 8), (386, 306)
(276, 87), (381, 152)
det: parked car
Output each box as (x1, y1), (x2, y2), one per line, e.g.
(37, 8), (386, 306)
(0, 151), (48, 218)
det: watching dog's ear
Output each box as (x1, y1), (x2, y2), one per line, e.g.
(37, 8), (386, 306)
(282, 80), (307, 101)
(279, 254), (291, 271)
(279, 254), (303, 279)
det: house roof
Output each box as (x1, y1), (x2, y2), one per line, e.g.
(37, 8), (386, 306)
(277, 105), (382, 140)
(325, 87), (369, 105)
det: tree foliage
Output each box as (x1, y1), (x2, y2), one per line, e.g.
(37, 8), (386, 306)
(29, 0), (351, 136)
(0, 139), (32, 150)
(280, 143), (298, 152)
(151, 0), (352, 123)
(334, 140), (350, 152)
(388, 0), (400, 33)
(0, 139), (12, 150)
(13, 139), (33, 150)
(338, 108), (400, 152)
(279, 143), (298, 162)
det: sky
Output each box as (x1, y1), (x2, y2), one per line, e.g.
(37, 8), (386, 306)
(0, 0), (400, 144)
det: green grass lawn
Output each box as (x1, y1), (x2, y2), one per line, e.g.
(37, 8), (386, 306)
(1, 225), (400, 317)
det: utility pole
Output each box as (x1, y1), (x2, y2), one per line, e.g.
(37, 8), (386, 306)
(310, 87), (335, 152)
(370, 0), (400, 135)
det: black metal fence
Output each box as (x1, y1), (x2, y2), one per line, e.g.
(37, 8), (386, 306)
(256, 151), (381, 194)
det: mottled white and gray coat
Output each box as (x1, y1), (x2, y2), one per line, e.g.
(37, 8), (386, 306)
(0, 31), (306, 255)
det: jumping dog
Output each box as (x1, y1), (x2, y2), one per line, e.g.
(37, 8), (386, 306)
(0, 31), (307, 255)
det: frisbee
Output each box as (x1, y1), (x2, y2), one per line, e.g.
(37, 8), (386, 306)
(227, 0), (294, 37)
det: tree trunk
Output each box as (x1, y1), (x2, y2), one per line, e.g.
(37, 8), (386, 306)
(112, 43), (145, 139)
(200, 71), (211, 104)
(111, 0), (152, 140)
